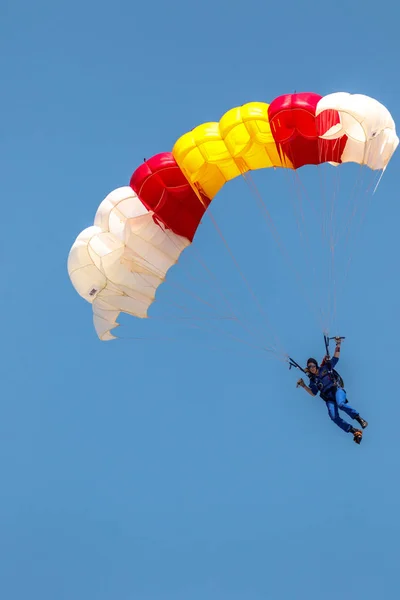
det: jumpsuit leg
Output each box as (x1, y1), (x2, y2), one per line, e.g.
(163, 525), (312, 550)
(325, 400), (352, 433)
(335, 388), (359, 420)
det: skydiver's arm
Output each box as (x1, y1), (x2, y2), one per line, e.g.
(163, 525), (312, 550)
(302, 384), (317, 397)
(333, 337), (342, 358)
(297, 378), (317, 397)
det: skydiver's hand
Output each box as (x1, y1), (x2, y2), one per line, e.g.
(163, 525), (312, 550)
(335, 336), (343, 345)
(297, 378), (305, 388)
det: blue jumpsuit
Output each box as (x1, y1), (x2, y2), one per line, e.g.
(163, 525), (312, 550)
(309, 357), (360, 433)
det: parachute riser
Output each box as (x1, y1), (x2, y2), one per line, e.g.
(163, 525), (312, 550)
(324, 334), (346, 359)
(288, 357), (306, 374)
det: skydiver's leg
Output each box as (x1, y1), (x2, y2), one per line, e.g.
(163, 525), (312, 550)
(325, 400), (352, 433)
(336, 389), (360, 418)
(336, 388), (368, 429)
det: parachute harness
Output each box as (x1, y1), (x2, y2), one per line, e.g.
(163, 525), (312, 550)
(288, 334), (345, 390)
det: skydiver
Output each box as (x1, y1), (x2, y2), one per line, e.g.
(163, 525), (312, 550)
(296, 337), (368, 444)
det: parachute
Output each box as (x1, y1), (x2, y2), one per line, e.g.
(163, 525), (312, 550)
(67, 91), (398, 341)
(67, 187), (190, 340)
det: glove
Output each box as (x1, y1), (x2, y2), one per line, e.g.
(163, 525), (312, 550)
(296, 378), (305, 388)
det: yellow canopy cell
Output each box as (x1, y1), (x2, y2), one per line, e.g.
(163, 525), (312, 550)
(173, 102), (288, 200)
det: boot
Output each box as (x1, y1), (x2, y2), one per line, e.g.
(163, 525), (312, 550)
(350, 426), (363, 444)
(355, 415), (368, 429)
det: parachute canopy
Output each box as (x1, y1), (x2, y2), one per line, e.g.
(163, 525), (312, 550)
(68, 91), (398, 340)
(67, 187), (189, 340)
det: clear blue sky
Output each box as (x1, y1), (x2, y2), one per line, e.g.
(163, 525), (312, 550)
(2, 1), (400, 598)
